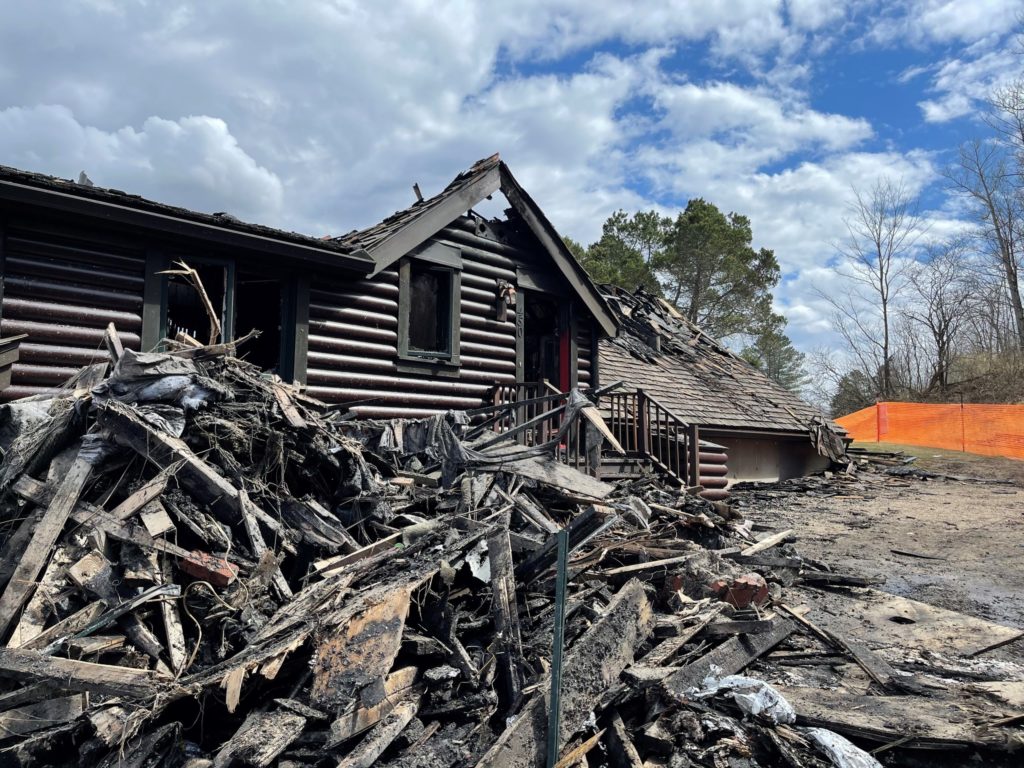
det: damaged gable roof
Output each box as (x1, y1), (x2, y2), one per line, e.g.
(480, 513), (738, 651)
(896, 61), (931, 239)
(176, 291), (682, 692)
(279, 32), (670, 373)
(599, 287), (842, 435)
(0, 165), (374, 271)
(331, 154), (618, 337)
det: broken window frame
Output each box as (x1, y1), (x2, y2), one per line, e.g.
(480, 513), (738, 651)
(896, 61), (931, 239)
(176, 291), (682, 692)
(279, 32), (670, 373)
(397, 243), (461, 368)
(142, 253), (304, 381)
(160, 256), (235, 345)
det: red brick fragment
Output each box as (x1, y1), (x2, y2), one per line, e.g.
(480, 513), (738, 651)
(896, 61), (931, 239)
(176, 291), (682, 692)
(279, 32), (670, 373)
(709, 572), (769, 609)
(179, 550), (239, 588)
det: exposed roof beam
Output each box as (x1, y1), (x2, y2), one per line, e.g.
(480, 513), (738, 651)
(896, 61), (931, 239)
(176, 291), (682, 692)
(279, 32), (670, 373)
(365, 164), (502, 276)
(498, 165), (618, 337)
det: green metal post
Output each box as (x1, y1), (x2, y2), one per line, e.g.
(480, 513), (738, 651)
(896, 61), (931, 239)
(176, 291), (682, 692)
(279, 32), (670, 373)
(546, 528), (569, 768)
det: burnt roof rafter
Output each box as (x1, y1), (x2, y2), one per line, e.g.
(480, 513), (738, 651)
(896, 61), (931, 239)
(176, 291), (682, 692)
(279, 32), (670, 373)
(334, 154), (618, 337)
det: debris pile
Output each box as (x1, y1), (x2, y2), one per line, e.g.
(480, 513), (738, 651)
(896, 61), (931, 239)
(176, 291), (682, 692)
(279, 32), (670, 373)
(0, 338), (1022, 767)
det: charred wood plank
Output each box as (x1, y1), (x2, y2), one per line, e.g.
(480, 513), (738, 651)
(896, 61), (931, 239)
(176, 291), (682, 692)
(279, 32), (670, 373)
(605, 710), (643, 768)
(661, 620), (796, 697)
(240, 489), (293, 600)
(309, 582), (414, 709)
(213, 709), (306, 768)
(327, 666), (418, 746)
(0, 694), (84, 737)
(740, 529), (794, 557)
(335, 699), (419, 768)
(476, 579), (655, 768)
(0, 647), (165, 698)
(0, 452), (92, 642)
(488, 514), (525, 715)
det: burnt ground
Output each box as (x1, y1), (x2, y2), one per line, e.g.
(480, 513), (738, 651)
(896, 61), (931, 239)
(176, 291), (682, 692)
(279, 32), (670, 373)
(736, 442), (1024, 661)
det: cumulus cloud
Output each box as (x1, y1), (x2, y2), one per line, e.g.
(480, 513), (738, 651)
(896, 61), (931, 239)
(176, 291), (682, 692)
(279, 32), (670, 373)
(919, 48), (1020, 122)
(0, 105), (284, 224)
(0, 0), (1020, 360)
(869, 0), (1024, 46)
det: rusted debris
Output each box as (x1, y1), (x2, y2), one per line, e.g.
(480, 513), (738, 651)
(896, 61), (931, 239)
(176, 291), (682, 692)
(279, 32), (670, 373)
(0, 335), (1020, 767)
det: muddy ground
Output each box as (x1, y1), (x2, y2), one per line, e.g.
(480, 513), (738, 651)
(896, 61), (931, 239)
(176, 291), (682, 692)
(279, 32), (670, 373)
(737, 442), (1024, 660)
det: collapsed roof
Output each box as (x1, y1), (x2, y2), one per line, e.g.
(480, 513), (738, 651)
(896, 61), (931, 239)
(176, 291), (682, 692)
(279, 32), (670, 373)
(599, 287), (841, 436)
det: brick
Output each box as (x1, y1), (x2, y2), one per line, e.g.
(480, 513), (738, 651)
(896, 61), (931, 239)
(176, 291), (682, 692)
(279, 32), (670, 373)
(179, 551), (239, 588)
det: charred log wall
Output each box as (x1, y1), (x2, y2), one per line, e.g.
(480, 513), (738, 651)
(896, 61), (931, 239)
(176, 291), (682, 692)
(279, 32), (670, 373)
(0, 222), (145, 400)
(306, 218), (596, 418)
(0, 212), (599, 415)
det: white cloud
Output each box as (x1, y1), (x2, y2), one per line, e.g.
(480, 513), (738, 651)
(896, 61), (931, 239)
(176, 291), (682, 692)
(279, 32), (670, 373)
(650, 80), (873, 154)
(919, 47), (1020, 122)
(786, 0), (850, 31)
(0, 105), (285, 225)
(870, 0), (1024, 46)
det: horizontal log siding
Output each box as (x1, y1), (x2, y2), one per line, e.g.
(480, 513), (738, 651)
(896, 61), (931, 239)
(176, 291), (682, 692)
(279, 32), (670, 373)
(305, 225), (523, 416)
(577, 320), (593, 388)
(1, 226), (145, 400)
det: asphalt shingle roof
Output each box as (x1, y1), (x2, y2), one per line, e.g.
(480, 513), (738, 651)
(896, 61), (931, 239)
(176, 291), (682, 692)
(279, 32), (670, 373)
(598, 287), (840, 434)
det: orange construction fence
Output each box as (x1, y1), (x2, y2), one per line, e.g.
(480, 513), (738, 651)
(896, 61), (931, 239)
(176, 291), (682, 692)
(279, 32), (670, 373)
(836, 402), (1024, 460)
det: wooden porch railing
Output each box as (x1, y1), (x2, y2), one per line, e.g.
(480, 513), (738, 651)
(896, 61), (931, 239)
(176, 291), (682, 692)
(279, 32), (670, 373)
(488, 381), (588, 472)
(483, 383), (697, 485)
(602, 389), (697, 487)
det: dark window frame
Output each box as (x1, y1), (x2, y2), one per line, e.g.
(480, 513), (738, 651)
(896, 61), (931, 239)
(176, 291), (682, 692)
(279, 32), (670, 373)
(143, 249), (305, 382)
(160, 254), (236, 344)
(397, 244), (461, 369)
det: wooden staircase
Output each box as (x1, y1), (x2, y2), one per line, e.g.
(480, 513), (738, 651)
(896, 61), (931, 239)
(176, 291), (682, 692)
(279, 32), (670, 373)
(595, 451), (653, 482)
(482, 382), (730, 498)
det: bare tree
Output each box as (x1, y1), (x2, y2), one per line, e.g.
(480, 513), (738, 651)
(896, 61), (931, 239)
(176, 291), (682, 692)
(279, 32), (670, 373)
(905, 239), (975, 394)
(820, 177), (925, 398)
(987, 79), (1024, 174)
(946, 139), (1024, 347)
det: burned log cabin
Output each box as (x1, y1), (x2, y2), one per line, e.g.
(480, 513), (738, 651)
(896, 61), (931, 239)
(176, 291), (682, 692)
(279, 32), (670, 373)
(0, 156), (842, 496)
(0, 156), (614, 415)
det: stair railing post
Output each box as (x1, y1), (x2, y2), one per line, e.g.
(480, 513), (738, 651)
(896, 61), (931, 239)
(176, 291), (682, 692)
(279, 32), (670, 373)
(686, 423), (700, 488)
(637, 390), (650, 457)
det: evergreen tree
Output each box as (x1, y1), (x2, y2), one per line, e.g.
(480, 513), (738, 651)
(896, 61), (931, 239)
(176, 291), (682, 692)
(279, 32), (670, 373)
(741, 316), (809, 391)
(656, 199), (781, 339)
(830, 369), (877, 417)
(566, 212), (661, 291)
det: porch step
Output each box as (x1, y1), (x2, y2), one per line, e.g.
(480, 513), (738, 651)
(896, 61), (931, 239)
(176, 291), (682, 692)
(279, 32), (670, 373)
(597, 452), (652, 481)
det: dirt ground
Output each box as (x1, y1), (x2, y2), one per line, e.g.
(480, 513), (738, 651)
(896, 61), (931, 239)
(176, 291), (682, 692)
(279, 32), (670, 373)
(740, 442), (1024, 658)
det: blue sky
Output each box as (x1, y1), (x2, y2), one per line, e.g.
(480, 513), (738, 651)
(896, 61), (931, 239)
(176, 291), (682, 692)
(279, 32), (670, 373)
(0, 1), (1020, 355)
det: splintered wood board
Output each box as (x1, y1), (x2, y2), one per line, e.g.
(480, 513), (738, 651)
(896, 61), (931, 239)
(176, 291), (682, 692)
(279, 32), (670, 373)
(787, 586), (1023, 657)
(309, 583), (414, 709)
(476, 579), (655, 768)
(779, 685), (1013, 748)
(971, 681), (1024, 709)
(495, 455), (614, 500)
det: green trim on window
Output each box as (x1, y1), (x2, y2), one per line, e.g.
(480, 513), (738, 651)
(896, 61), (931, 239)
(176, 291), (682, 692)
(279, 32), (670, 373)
(397, 253), (461, 367)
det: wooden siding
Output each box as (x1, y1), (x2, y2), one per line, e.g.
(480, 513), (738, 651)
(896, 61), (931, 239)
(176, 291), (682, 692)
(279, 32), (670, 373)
(0, 224), (144, 400)
(305, 220), (594, 418)
(305, 224), (517, 418)
(577, 319), (593, 388)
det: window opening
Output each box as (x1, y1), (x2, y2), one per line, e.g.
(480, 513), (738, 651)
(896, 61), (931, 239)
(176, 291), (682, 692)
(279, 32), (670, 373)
(399, 258), (459, 363)
(166, 262), (228, 344)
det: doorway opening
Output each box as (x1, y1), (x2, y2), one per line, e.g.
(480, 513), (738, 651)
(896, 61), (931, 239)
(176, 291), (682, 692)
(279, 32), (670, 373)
(234, 271), (284, 374)
(523, 292), (562, 389)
